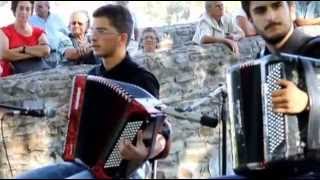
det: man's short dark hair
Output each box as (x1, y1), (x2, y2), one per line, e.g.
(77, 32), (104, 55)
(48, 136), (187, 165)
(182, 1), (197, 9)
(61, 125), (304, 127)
(93, 4), (133, 46)
(241, 1), (290, 18)
(11, 1), (34, 15)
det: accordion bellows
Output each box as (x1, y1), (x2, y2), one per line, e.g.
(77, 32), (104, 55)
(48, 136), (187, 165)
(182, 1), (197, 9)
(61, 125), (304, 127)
(63, 74), (165, 178)
(227, 53), (320, 176)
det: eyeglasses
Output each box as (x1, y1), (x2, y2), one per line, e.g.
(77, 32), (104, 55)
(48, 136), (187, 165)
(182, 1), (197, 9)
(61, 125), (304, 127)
(88, 27), (119, 36)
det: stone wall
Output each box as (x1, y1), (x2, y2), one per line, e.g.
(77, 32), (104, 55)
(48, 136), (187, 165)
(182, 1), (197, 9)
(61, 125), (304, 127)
(0, 35), (264, 179)
(134, 36), (264, 178)
(153, 23), (197, 49)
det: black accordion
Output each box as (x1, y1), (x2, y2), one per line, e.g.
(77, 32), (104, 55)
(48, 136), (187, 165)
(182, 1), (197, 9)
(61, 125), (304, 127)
(227, 53), (320, 176)
(63, 74), (165, 178)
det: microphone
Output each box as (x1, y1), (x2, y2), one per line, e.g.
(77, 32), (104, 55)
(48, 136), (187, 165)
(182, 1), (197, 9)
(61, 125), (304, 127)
(0, 104), (56, 118)
(200, 115), (219, 128)
(156, 105), (219, 128)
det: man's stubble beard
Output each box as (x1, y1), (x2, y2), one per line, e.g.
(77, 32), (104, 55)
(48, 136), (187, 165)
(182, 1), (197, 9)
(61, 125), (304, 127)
(255, 23), (292, 45)
(261, 30), (288, 45)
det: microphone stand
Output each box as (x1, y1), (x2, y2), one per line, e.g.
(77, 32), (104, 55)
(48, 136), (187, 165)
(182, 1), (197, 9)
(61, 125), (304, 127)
(220, 91), (228, 176)
(155, 85), (228, 177)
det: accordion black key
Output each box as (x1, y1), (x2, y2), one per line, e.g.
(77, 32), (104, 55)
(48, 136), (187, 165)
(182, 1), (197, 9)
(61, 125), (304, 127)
(227, 53), (320, 176)
(63, 74), (166, 178)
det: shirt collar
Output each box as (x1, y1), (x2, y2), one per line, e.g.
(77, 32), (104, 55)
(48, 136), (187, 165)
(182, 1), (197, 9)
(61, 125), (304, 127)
(99, 52), (131, 76)
(203, 13), (225, 31)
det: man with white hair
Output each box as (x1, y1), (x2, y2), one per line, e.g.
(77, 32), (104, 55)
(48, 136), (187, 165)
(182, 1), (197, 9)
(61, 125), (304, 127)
(193, 1), (244, 56)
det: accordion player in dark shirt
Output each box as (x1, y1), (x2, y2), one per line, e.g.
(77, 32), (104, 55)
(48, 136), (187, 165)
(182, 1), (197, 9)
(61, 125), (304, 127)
(16, 4), (171, 179)
(245, 1), (320, 114)
(213, 1), (320, 179)
(243, 1), (320, 122)
(87, 5), (171, 166)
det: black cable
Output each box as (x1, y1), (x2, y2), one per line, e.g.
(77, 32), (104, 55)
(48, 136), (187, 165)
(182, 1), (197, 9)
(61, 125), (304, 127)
(1, 113), (14, 177)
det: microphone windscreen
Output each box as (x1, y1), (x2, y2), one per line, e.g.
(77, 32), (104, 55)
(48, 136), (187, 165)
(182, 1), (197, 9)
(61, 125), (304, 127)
(200, 115), (219, 128)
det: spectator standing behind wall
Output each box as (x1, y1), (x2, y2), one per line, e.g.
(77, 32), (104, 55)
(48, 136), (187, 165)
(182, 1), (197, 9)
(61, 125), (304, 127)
(61, 10), (100, 66)
(132, 27), (161, 64)
(139, 27), (160, 53)
(295, 1), (320, 26)
(0, 1), (50, 77)
(29, 1), (69, 67)
(193, 1), (245, 56)
(295, 1), (320, 36)
(235, 9), (257, 37)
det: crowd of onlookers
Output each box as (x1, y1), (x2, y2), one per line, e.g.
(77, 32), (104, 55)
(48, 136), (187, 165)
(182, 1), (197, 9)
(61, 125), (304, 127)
(0, 1), (319, 78)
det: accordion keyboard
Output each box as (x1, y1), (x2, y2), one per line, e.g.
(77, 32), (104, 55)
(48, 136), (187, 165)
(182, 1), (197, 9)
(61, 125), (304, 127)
(266, 63), (286, 155)
(105, 121), (144, 168)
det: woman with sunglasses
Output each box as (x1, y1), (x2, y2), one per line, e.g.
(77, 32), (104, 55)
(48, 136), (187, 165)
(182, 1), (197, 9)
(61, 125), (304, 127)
(62, 10), (100, 65)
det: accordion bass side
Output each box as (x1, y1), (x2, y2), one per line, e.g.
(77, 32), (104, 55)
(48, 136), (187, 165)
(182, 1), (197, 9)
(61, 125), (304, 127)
(227, 53), (320, 176)
(63, 74), (165, 178)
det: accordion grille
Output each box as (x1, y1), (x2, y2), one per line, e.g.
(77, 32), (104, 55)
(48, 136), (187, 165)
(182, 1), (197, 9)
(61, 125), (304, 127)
(266, 63), (286, 154)
(104, 121), (144, 168)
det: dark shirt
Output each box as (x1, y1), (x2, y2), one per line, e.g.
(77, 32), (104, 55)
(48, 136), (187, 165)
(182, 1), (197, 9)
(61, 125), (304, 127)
(88, 53), (160, 98)
(88, 53), (170, 160)
(260, 29), (320, 58)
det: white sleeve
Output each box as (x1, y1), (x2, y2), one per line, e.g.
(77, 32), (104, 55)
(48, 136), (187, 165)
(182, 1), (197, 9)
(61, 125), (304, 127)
(192, 21), (213, 45)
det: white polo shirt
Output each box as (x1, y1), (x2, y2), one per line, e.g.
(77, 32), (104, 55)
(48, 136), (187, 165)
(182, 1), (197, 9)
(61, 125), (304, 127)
(192, 13), (244, 45)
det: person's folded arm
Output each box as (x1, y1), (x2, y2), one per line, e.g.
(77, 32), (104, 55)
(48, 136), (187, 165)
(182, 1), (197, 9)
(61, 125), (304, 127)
(295, 17), (320, 26)
(201, 35), (227, 44)
(63, 48), (81, 61)
(64, 46), (93, 61)
(24, 33), (50, 58)
(201, 36), (239, 56)
(0, 30), (34, 61)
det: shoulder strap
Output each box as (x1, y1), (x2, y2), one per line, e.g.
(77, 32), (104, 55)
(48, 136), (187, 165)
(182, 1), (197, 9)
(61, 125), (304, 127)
(298, 36), (320, 56)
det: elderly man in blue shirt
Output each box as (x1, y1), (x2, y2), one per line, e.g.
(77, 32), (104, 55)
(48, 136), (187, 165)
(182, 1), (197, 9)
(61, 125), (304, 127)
(29, 1), (69, 67)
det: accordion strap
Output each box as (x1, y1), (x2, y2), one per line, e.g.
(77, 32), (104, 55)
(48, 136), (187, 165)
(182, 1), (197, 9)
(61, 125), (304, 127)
(302, 60), (320, 150)
(145, 116), (163, 161)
